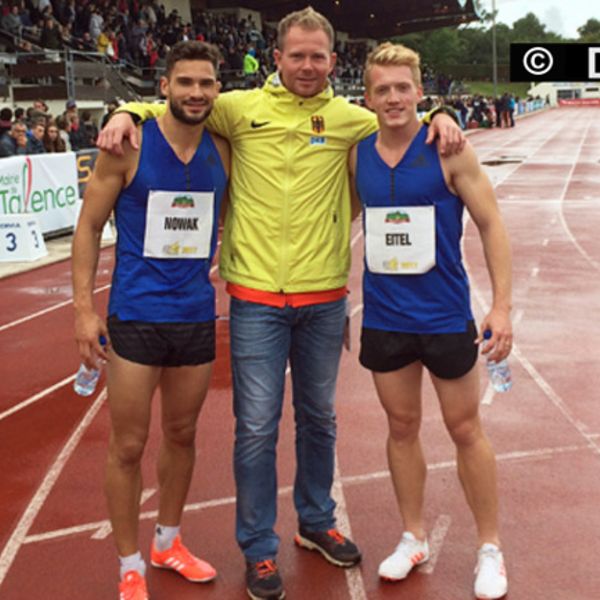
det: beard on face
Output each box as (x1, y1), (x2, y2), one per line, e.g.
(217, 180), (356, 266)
(169, 97), (212, 125)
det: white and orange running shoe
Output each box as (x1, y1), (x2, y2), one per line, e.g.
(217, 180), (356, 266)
(378, 531), (430, 581)
(150, 535), (216, 583)
(119, 570), (148, 600)
(474, 543), (508, 599)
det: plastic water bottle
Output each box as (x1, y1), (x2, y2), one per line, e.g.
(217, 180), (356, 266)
(483, 330), (512, 392)
(73, 335), (106, 397)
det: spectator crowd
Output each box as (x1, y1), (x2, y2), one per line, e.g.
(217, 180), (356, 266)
(0, 0), (542, 158)
(0, 97), (120, 157)
(0, 0), (378, 85)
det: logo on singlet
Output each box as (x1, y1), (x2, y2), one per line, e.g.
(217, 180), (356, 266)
(409, 154), (428, 168)
(171, 195), (195, 208)
(385, 210), (411, 224)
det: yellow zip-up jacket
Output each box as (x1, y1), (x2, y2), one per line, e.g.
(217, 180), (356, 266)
(119, 74), (378, 292)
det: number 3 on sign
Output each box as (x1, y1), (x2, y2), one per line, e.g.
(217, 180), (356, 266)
(5, 232), (17, 252)
(0, 215), (47, 262)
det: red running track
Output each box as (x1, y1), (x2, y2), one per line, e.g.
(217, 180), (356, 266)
(1, 106), (599, 599)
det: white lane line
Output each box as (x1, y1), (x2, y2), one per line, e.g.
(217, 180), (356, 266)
(512, 343), (600, 455)
(557, 121), (600, 271)
(0, 244), (221, 335)
(332, 456), (367, 600)
(0, 388), (108, 587)
(419, 514), (452, 575)
(0, 284), (111, 334)
(531, 267), (539, 278)
(341, 443), (586, 487)
(0, 374), (77, 423)
(283, 346), (367, 599)
(90, 488), (157, 540)
(472, 285), (600, 455)
(0, 259), (221, 422)
(25, 487), (293, 545)
(542, 238), (549, 247)
(22, 443), (585, 547)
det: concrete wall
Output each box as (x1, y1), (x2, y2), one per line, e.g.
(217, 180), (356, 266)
(161, 0), (192, 24)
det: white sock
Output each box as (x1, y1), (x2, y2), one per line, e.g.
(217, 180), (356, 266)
(119, 551), (146, 579)
(154, 524), (180, 552)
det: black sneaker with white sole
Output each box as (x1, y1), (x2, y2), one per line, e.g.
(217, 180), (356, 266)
(294, 528), (362, 567)
(245, 560), (285, 600)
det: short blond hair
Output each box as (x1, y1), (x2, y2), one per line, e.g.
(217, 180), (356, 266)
(364, 42), (422, 89)
(277, 6), (335, 52)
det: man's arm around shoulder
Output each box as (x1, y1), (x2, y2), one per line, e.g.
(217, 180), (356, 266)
(97, 102), (166, 155)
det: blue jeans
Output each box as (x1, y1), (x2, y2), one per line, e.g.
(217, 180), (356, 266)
(230, 296), (346, 561)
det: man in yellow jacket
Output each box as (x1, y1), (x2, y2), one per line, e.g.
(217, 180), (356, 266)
(98, 8), (464, 600)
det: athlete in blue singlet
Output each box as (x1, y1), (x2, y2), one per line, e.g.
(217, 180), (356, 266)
(349, 43), (513, 600)
(72, 42), (230, 600)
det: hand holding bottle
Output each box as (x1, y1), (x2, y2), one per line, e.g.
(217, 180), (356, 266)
(482, 329), (512, 393)
(74, 334), (107, 396)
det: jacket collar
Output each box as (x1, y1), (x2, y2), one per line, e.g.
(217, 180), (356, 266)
(263, 72), (334, 103)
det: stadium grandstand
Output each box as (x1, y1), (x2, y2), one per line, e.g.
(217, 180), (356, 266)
(0, 1), (480, 113)
(2, 1), (554, 165)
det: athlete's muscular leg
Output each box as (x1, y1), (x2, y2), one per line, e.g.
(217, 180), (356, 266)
(431, 366), (500, 546)
(156, 362), (213, 526)
(372, 361), (427, 540)
(105, 350), (161, 556)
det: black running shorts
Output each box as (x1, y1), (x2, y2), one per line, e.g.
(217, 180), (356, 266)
(107, 315), (215, 367)
(359, 321), (478, 379)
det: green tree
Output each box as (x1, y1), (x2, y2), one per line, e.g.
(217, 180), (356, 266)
(577, 18), (600, 42)
(511, 13), (547, 42)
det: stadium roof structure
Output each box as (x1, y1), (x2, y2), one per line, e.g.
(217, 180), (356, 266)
(207, 0), (482, 39)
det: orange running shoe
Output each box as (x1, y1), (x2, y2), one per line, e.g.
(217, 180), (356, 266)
(119, 570), (148, 600)
(150, 535), (216, 582)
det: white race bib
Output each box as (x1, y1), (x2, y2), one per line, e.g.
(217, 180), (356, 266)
(143, 190), (214, 259)
(365, 206), (435, 274)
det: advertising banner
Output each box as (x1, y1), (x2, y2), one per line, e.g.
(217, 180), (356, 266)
(558, 98), (600, 106)
(76, 148), (99, 198)
(0, 152), (79, 234)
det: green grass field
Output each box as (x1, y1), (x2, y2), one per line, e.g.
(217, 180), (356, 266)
(462, 81), (531, 98)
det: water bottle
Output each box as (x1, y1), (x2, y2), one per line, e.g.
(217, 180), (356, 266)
(73, 335), (106, 397)
(483, 330), (512, 392)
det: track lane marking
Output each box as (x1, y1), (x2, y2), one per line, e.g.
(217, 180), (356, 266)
(332, 456), (367, 600)
(20, 443), (585, 546)
(0, 388), (108, 587)
(419, 514), (452, 575)
(471, 284), (600, 455)
(0, 247), (221, 334)
(557, 121), (600, 271)
(90, 488), (157, 540)
(0, 284), (111, 334)
(0, 374), (77, 422)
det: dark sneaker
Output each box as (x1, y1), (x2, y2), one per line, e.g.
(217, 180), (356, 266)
(245, 560), (285, 600)
(294, 528), (362, 567)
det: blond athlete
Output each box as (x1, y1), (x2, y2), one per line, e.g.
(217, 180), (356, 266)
(72, 42), (229, 600)
(349, 43), (512, 599)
